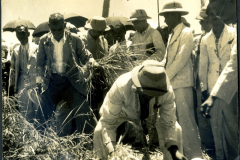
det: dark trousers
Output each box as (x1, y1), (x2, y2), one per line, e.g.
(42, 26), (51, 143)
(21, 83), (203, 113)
(36, 73), (96, 136)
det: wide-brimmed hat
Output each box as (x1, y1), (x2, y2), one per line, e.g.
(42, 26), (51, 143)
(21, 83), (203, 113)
(85, 16), (110, 31)
(131, 60), (170, 97)
(196, 7), (208, 20)
(159, 1), (189, 16)
(127, 9), (151, 22)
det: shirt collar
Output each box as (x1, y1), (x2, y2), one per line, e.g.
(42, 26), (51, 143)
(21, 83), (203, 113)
(21, 42), (29, 49)
(140, 25), (151, 35)
(172, 23), (183, 34)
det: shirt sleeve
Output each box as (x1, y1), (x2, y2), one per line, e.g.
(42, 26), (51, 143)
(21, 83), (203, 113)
(158, 87), (178, 148)
(76, 36), (93, 65)
(198, 38), (209, 92)
(36, 37), (46, 78)
(100, 80), (123, 144)
(165, 29), (194, 80)
(210, 43), (238, 104)
(148, 30), (166, 61)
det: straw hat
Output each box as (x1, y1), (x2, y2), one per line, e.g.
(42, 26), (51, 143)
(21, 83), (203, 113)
(196, 7), (208, 20)
(127, 9), (151, 22)
(131, 60), (170, 97)
(85, 16), (110, 31)
(159, 1), (189, 16)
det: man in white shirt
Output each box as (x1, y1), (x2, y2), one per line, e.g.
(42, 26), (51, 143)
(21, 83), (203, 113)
(36, 13), (96, 136)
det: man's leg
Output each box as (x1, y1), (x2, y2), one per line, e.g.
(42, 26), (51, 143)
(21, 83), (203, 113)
(63, 84), (96, 135)
(174, 87), (203, 160)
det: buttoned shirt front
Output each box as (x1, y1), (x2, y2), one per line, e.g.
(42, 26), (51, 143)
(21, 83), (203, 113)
(51, 32), (66, 74)
(129, 25), (165, 61)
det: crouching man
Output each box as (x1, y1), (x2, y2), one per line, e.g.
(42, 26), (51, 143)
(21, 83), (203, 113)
(94, 60), (186, 160)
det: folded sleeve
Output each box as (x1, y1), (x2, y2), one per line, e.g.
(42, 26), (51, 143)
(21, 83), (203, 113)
(148, 30), (166, 61)
(100, 80), (123, 144)
(158, 87), (178, 147)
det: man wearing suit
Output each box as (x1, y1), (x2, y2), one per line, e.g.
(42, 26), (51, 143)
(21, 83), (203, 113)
(159, 1), (203, 160)
(199, 2), (237, 159)
(10, 25), (39, 123)
(36, 13), (96, 136)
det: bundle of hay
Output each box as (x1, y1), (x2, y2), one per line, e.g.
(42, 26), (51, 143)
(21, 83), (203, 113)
(92, 44), (142, 90)
(2, 96), (96, 160)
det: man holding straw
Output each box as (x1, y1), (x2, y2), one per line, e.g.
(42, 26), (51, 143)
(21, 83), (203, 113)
(36, 13), (96, 136)
(128, 9), (166, 62)
(94, 60), (186, 160)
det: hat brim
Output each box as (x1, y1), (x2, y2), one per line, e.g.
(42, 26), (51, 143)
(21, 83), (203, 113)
(159, 9), (189, 16)
(131, 65), (170, 97)
(84, 23), (111, 31)
(127, 16), (151, 22)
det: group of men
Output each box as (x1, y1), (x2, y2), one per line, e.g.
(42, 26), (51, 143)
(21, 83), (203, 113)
(2, 0), (238, 160)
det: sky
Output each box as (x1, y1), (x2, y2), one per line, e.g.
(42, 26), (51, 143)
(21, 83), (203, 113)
(1, 0), (202, 44)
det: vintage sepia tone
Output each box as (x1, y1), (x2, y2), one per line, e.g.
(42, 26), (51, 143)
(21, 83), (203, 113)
(1, 0), (238, 159)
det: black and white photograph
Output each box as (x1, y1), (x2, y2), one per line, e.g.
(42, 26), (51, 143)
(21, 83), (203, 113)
(1, 0), (238, 159)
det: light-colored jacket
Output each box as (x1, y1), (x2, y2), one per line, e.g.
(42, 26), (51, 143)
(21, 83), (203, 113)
(99, 72), (178, 147)
(10, 42), (38, 93)
(199, 25), (236, 93)
(164, 23), (194, 89)
(210, 42), (237, 104)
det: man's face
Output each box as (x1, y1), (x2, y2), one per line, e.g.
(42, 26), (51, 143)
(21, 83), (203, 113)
(92, 30), (104, 39)
(199, 19), (212, 33)
(15, 26), (29, 43)
(49, 20), (65, 41)
(132, 20), (146, 33)
(113, 26), (125, 43)
(208, 9), (224, 27)
(163, 12), (179, 29)
(104, 30), (114, 46)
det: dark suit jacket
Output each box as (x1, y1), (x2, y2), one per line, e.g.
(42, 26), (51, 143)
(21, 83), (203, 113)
(37, 30), (93, 96)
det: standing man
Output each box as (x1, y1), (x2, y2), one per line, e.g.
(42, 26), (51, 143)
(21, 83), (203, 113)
(81, 16), (109, 60)
(199, 2), (237, 159)
(159, 1), (203, 159)
(128, 9), (165, 62)
(81, 16), (110, 120)
(10, 25), (39, 123)
(94, 60), (186, 160)
(36, 13), (96, 136)
(193, 6), (215, 158)
(109, 23), (127, 54)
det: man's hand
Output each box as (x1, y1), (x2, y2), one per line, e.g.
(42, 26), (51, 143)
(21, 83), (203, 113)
(36, 83), (42, 94)
(107, 141), (116, 156)
(200, 95), (216, 118)
(169, 145), (188, 160)
(174, 150), (188, 160)
(201, 90), (209, 103)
